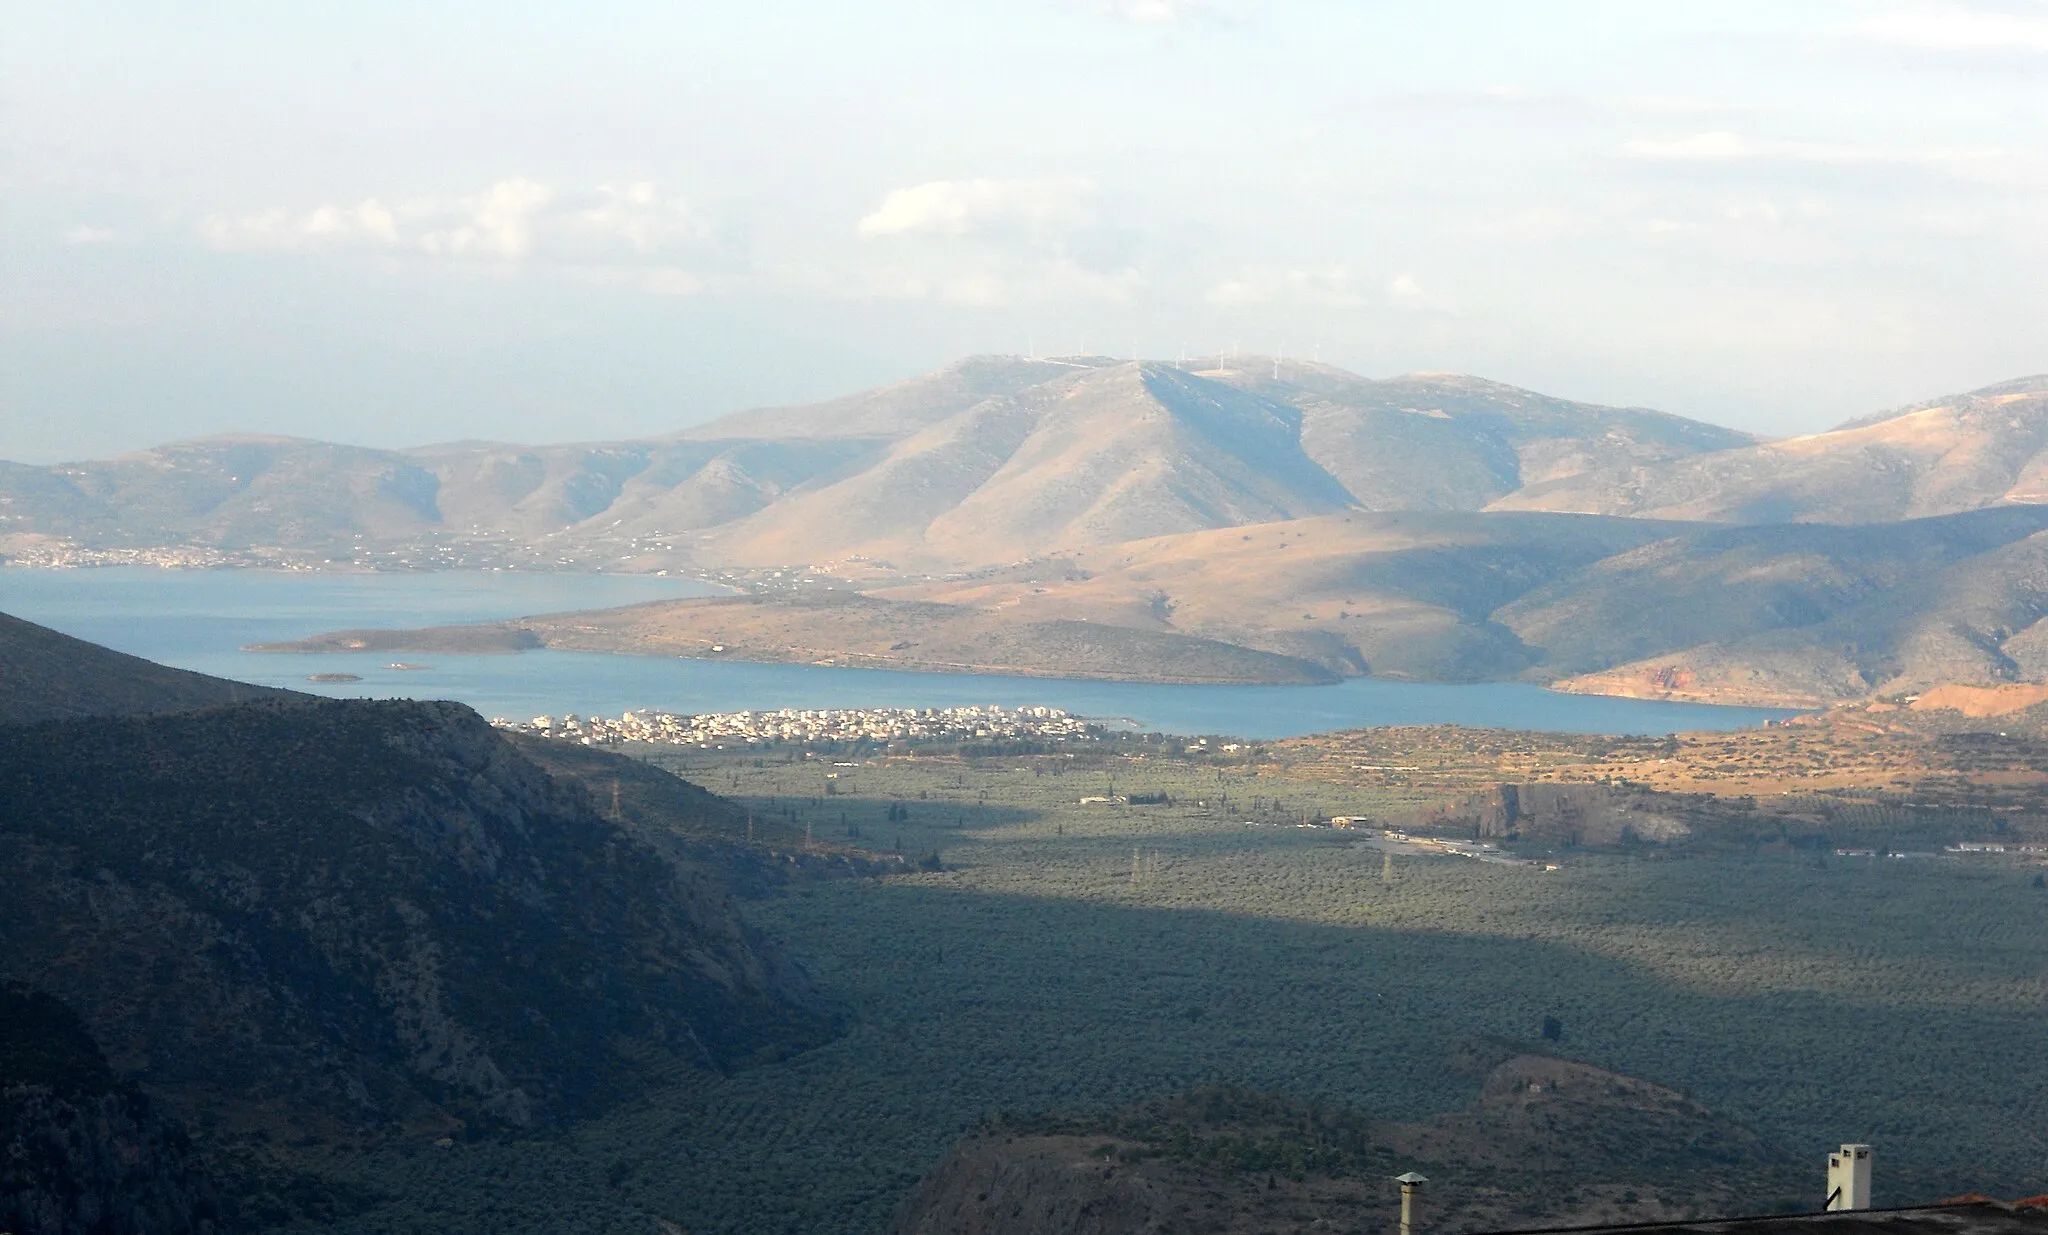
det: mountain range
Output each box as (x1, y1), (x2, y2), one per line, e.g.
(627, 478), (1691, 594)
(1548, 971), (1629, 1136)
(9, 356), (2048, 705)
(0, 355), (1758, 564)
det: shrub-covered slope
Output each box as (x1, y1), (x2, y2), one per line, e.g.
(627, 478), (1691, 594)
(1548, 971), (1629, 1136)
(895, 1050), (1799, 1235)
(0, 610), (296, 725)
(0, 697), (834, 1145)
(1, 983), (224, 1235)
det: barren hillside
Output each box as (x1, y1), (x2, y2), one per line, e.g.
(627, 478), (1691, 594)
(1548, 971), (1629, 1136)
(1210, 361), (1756, 511)
(0, 354), (1755, 567)
(696, 363), (1357, 568)
(882, 511), (1680, 680)
(1494, 375), (2048, 524)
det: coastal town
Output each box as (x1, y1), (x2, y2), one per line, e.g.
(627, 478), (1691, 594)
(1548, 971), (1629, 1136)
(0, 530), (708, 575)
(492, 703), (1102, 750)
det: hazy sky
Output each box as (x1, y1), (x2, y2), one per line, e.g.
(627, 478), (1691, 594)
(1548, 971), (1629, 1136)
(4, 0), (2046, 460)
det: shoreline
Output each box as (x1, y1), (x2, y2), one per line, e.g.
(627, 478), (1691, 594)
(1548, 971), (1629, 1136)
(247, 630), (1809, 714)
(7, 562), (1811, 719)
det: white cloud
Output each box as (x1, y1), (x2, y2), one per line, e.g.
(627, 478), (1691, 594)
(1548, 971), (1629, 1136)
(60, 224), (122, 246)
(1206, 267), (1436, 310)
(1854, 5), (2048, 53)
(1068, 0), (1221, 21)
(1205, 266), (1366, 307)
(413, 179), (550, 260)
(198, 179), (708, 273)
(821, 253), (1141, 306)
(847, 176), (1128, 304)
(1620, 132), (2003, 171)
(857, 177), (1094, 238)
(1622, 132), (1759, 161)
(1107, 0), (1209, 22)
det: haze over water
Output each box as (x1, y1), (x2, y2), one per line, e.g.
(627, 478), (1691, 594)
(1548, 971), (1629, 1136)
(4, 568), (1796, 737)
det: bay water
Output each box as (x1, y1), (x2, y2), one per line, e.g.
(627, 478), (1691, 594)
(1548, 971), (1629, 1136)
(2, 567), (1798, 738)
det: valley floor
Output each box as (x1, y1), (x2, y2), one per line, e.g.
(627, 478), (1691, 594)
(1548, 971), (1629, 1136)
(315, 745), (2048, 1235)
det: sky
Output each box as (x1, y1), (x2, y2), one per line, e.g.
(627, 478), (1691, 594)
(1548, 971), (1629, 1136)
(3, 0), (2046, 461)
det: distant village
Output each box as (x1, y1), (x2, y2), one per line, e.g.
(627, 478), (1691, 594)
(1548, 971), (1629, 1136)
(2, 535), (585, 572)
(0, 531), (691, 574)
(1834, 842), (2048, 860)
(2, 542), (269, 570)
(493, 704), (1102, 749)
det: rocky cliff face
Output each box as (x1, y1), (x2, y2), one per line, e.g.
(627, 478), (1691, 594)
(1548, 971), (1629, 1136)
(0, 698), (836, 1192)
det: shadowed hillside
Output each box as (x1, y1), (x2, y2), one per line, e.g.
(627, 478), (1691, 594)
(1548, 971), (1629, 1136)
(895, 1049), (1802, 1235)
(0, 610), (297, 725)
(1, 983), (225, 1235)
(0, 693), (838, 1223)
(0, 697), (833, 1123)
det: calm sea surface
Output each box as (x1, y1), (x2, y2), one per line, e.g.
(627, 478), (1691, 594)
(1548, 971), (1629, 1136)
(1, 567), (1799, 737)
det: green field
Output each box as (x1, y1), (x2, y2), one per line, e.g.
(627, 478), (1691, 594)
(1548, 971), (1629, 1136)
(326, 748), (2048, 1234)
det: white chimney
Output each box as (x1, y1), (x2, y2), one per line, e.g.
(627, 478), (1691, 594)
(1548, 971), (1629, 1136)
(1395, 1172), (1428, 1235)
(1826, 1144), (1872, 1211)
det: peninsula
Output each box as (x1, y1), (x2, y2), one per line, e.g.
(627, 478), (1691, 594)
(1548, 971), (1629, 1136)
(246, 591), (1341, 685)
